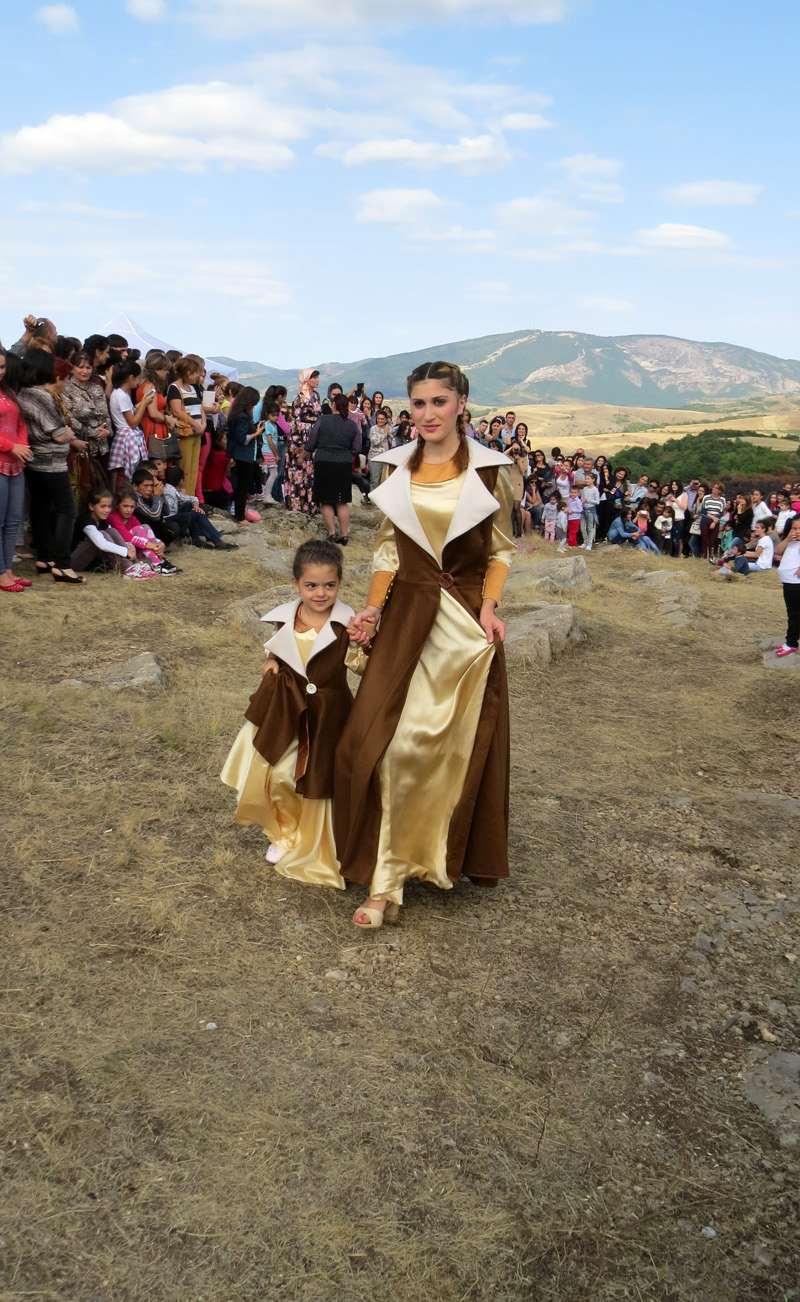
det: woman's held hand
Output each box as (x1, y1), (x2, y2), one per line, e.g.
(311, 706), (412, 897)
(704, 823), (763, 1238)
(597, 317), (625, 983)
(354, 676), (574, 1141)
(349, 607), (380, 646)
(262, 657), (279, 676)
(479, 599), (505, 645)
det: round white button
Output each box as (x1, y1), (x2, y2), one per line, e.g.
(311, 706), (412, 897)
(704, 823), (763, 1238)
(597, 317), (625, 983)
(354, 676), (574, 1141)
(306, 682), (317, 695)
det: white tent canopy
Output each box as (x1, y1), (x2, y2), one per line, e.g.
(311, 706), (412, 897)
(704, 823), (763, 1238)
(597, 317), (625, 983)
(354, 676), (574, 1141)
(100, 312), (237, 382)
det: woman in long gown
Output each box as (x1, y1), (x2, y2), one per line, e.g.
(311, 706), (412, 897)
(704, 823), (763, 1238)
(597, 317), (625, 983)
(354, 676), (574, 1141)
(285, 368), (321, 517)
(335, 360), (514, 929)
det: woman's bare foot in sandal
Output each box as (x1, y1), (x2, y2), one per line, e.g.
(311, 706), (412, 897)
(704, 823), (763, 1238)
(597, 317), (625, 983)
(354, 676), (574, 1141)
(353, 898), (399, 929)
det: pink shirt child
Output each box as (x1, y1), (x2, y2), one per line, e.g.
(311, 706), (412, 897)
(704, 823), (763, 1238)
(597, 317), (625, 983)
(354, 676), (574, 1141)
(108, 509), (161, 566)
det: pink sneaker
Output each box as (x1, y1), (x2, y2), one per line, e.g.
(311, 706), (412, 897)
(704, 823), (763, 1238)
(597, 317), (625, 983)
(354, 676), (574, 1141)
(244, 508), (261, 523)
(775, 644), (798, 657)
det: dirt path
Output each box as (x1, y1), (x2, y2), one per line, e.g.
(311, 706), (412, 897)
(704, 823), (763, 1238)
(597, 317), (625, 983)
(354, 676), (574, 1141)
(1, 514), (798, 1300)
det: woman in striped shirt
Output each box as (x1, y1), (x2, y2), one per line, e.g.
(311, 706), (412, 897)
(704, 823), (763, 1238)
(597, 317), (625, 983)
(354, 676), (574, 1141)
(699, 481), (726, 559)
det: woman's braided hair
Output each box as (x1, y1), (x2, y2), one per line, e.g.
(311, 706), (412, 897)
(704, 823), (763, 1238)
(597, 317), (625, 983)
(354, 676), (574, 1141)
(406, 360), (470, 474)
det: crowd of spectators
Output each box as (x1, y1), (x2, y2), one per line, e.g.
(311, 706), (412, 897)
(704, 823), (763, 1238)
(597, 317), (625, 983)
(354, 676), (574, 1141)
(1, 317), (798, 599)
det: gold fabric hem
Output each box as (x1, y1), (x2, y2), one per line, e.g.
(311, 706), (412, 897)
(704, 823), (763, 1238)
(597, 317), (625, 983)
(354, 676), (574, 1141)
(221, 721), (345, 890)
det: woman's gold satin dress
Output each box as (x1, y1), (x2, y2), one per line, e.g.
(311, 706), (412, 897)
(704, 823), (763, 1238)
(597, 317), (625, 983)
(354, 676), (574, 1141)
(367, 468), (514, 905)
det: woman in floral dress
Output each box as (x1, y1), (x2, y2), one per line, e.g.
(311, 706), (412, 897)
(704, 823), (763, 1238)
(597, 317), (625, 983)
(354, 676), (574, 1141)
(285, 368), (320, 516)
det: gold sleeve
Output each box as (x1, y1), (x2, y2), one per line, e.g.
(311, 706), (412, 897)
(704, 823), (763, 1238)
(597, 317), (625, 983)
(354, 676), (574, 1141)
(482, 467), (515, 605)
(344, 643), (370, 676)
(366, 515), (399, 609)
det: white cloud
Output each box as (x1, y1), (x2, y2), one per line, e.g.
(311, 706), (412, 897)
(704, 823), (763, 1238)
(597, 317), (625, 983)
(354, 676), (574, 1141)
(320, 133), (512, 172)
(35, 4), (79, 33)
(356, 188), (446, 227)
(500, 113), (552, 131)
(495, 195), (591, 237)
(127, 0), (167, 18)
(637, 223), (732, 249)
(579, 296), (633, 311)
(0, 111), (295, 175)
(664, 180), (762, 206)
(189, 0), (570, 29)
(552, 153), (624, 203)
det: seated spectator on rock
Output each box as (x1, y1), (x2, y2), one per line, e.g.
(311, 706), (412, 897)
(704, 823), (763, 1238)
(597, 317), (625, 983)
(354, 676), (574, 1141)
(131, 466), (181, 545)
(738, 520), (775, 574)
(632, 508), (661, 553)
(608, 508), (640, 545)
(108, 484), (179, 574)
(71, 486), (158, 580)
(163, 467), (237, 550)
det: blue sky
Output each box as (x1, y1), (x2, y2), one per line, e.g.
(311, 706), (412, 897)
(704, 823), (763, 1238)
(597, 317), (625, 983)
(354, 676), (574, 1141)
(1, 0), (798, 368)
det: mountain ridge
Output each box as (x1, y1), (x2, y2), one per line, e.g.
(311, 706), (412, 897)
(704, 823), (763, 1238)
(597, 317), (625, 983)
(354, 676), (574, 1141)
(215, 329), (800, 409)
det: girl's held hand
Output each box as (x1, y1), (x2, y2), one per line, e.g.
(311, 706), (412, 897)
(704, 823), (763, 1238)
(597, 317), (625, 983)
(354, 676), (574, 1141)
(12, 443), (33, 462)
(479, 601), (506, 645)
(262, 658), (279, 676)
(349, 607), (380, 646)
(126, 544), (136, 560)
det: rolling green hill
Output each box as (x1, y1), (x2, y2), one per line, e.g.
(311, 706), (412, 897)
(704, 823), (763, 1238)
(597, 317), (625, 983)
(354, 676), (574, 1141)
(216, 329), (800, 409)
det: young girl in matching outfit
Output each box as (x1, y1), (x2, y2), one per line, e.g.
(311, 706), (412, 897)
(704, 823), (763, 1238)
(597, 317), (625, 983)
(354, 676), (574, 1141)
(221, 540), (369, 886)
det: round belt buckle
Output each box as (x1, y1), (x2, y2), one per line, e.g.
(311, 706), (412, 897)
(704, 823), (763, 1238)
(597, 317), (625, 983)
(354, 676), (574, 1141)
(306, 682), (318, 695)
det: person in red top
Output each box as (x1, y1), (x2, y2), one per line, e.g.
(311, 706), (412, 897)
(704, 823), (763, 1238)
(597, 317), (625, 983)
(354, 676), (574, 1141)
(202, 427), (234, 510)
(0, 348), (33, 593)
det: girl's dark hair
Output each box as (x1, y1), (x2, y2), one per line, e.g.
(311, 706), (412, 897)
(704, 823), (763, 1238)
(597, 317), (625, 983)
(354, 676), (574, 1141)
(264, 384), (287, 409)
(0, 348), (17, 397)
(83, 334), (109, 364)
(87, 486), (113, 506)
(19, 349), (56, 388)
(228, 385), (260, 426)
(292, 539), (343, 581)
(670, 478), (683, 494)
(115, 484), (137, 505)
(112, 360), (142, 389)
(54, 335), (81, 362)
(333, 393), (350, 421)
(515, 422), (529, 438)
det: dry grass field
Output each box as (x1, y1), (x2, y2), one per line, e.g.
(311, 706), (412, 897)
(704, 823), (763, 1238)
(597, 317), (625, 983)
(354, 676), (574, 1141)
(2, 507), (799, 1301)
(466, 396), (800, 460)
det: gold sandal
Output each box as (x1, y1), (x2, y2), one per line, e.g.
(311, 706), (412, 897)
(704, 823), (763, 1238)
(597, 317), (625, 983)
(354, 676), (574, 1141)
(353, 900), (400, 930)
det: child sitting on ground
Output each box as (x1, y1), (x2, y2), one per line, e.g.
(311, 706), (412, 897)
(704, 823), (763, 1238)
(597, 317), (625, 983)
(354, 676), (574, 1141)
(163, 467), (238, 550)
(132, 466), (182, 546)
(221, 540), (372, 887)
(71, 487), (158, 579)
(109, 485), (180, 575)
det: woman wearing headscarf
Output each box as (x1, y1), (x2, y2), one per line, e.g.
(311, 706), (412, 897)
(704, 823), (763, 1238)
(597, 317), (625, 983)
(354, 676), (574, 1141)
(285, 368), (321, 516)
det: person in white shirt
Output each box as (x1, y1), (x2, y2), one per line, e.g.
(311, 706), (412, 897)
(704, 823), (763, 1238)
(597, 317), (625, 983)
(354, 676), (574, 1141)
(774, 516), (800, 655)
(750, 489), (773, 528)
(742, 521), (774, 573)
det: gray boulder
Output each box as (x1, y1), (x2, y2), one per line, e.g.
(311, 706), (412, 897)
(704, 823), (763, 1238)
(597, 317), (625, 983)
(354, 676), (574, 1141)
(503, 555), (593, 599)
(98, 652), (165, 691)
(504, 603), (583, 666)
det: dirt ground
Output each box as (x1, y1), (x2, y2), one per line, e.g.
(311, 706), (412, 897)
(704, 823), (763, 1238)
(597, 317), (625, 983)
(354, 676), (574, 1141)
(2, 504), (799, 1302)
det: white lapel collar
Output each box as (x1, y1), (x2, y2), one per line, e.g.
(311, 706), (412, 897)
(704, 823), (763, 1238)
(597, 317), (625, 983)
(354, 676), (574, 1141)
(262, 599), (307, 679)
(370, 438), (511, 558)
(305, 599), (354, 667)
(442, 439), (510, 552)
(260, 598), (355, 679)
(369, 445), (438, 561)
